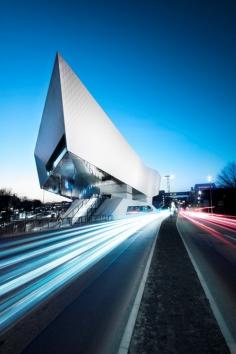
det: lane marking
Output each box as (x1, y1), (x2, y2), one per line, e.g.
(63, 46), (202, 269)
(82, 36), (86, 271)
(223, 234), (236, 242)
(176, 218), (236, 354)
(117, 220), (163, 354)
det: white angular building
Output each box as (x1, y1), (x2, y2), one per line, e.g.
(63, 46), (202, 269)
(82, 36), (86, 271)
(35, 54), (160, 217)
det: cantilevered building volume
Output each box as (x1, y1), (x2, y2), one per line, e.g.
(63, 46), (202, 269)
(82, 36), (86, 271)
(35, 53), (160, 218)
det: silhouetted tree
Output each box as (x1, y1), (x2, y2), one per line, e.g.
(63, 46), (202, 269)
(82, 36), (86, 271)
(0, 188), (12, 196)
(0, 189), (20, 211)
(217, 162), (236, 189)
(0, 189), (42, 212)
(20, 197), (42, 211)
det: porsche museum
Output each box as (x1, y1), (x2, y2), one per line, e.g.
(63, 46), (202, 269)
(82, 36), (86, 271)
(34, 54), (161, 218)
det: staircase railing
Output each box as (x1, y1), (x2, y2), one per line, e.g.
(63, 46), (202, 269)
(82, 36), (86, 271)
(74, 195), (107, 225)
(68, 199), (89, 219)
(53, 194), (108, 229)
(55, 198), (89, 228)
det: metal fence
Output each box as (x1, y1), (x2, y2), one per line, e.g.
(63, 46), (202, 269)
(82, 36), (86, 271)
(0, 214), (112, 237)
(57, 214), (113, 228)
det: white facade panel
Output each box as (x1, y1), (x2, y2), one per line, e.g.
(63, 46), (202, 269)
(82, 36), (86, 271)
(58, 55), (160, 198)
(35, 56), (65, 186)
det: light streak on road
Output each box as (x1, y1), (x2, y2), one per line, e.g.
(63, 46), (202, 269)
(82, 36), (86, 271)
(179, 210), (236, 249)
(0, 219), (139, 269)
(1, 219), (134, 255)
(0, 212), (168, 333)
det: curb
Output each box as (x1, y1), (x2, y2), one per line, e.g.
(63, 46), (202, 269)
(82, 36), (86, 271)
(176, 218), (236, 354)
(117, 220), (163, 354)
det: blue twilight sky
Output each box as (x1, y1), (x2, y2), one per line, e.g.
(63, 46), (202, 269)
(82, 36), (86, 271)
(0, 0), (236, 201)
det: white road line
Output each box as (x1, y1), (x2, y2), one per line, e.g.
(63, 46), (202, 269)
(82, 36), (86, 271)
(222, 234), (236, 242)
(117, 219), (163, 354)
(176, 218), (236, 354)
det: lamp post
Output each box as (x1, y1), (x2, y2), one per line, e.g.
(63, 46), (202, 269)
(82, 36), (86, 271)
(197, 190), (202, 207)
(207, 175), (213, 213)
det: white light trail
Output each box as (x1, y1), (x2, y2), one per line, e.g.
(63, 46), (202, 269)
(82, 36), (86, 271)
(0, 212), (167, 333)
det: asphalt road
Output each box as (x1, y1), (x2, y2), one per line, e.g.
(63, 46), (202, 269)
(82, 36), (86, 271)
(0, 214), (165, 354)
(177, 212), (236, 350)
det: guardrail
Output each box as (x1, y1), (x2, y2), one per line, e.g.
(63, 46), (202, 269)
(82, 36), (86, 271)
(0, 214), (113, 236)
(59, 214), (112, 228)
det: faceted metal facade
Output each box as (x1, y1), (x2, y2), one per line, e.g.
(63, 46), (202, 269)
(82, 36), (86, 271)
(35, 54), (161, 200)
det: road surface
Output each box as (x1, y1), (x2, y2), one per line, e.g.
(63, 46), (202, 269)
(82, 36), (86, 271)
(177, 211), (236, 351)
(0, 213), (166, 354)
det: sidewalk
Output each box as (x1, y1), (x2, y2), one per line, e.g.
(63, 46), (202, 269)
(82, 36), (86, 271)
(128, 216), (230, 354)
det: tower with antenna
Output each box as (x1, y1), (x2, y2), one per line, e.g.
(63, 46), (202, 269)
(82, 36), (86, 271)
(163, 174), (175, 193)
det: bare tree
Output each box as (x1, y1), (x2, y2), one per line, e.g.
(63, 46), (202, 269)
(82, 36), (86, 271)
(217, 162), (236, 189)
(0, 188), (12, 196)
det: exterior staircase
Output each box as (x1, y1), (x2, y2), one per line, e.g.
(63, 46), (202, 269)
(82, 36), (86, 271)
(56, 195), (108, 227)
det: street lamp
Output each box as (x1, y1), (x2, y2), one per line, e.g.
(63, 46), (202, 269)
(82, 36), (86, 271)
(207, 175), (213, 213)
(197, 190), (202, 205)
(207, 175), (212, 183)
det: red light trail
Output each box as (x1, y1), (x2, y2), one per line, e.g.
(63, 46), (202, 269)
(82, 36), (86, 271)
(179, 210), (236, 250)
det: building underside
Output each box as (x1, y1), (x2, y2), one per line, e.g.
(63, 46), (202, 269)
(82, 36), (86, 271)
(43, 147), (147, 202)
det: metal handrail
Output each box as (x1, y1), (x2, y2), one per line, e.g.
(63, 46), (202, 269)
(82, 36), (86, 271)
(71, 200), (85, 218)
(73, 195), (106, 225)
(66, 199), (87, 219)
(0, 214), (113, 236)
(55, 198), (90, 228)
(87, 196), (106, 219)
